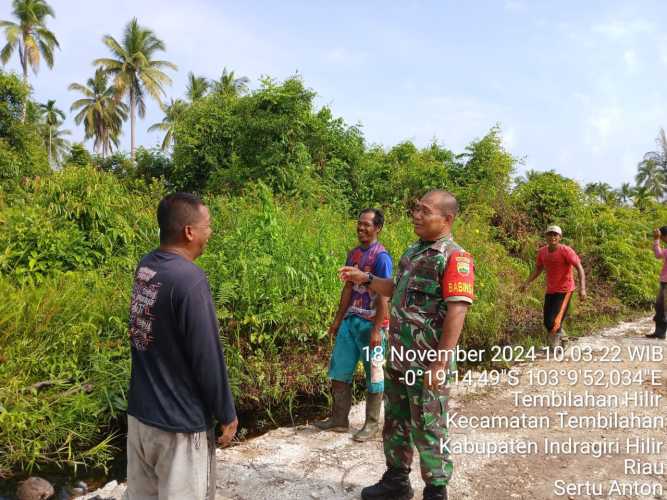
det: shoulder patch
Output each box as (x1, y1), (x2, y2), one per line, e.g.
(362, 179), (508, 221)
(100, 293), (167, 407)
(455, 254), (471, 275)
(442, 250), (475, 301)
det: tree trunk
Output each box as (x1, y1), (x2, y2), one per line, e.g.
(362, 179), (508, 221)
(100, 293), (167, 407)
(99, 131), (106, 159)
(48, 126), (52, 167)
(99, 126), (106, 159)
(130, 88), (136, 162)
(21, 49), (28, 123)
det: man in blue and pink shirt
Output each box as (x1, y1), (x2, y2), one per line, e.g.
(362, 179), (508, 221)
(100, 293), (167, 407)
(314, 208), (393, 442)
(649, 226), (667, 339)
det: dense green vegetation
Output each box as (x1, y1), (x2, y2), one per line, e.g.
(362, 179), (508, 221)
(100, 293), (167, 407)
(2, 68), (666, 478)
(2, 0), (667, 481)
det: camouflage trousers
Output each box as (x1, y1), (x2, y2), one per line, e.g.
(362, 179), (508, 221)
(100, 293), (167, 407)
(382, 367), (452, 487)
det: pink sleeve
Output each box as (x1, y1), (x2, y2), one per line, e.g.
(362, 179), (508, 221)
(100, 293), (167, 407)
(654, 241), (666, 259)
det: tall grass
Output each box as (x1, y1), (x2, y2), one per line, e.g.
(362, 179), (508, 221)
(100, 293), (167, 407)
(0, 272), (131, 476)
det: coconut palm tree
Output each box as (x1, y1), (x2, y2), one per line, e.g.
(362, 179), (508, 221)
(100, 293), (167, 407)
(185, 71), (209, 102)
(212, 67), (250, 97)
(635, 127), (667, 202)
(69, 68), (128, 157)
(585, 182), (618, 205)
(641, 128), (667, 172)
(632, 185), (653, 211)
(636, 158), (666, 200)
(148, 98), (187, 151)
(94, 18), (176, 161)
(44, 121), (70, 167)
(0, 0), (60, 120)
(38, 99), (64, 165)
(617, 182), (634, 206)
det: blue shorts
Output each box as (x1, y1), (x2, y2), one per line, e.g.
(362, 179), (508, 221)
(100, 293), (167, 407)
(328, 315), (386, 393)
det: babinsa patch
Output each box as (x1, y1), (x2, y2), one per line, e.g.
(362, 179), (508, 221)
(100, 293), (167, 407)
(456, 255), (471, 275)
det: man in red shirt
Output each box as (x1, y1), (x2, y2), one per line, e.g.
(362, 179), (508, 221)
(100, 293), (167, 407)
(521, 225), (587, 349)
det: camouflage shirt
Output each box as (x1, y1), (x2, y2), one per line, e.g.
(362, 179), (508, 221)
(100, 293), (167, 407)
(387, 234), (474, 372)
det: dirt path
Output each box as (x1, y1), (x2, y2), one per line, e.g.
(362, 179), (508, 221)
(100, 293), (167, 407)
(85, 318), (667, 500)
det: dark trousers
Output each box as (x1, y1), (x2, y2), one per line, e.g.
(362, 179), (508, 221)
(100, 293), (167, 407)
(544, 292), (572, 334)
(653, 283), (667, 337)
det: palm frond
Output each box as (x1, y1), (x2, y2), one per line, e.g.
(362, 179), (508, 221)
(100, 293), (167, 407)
(101, 35), (126, 60)
(0, 20), (20, 30)
(35, 26), (59, 48)
(38, 39), (53, 67)
(0, 42), (15, 64)
(147, 122), (168, 133)
(68, 83), (92, 95)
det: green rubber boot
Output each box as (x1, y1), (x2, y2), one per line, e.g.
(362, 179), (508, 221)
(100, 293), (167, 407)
(353, 392), (383, 442)
(314, 383), (351, 432)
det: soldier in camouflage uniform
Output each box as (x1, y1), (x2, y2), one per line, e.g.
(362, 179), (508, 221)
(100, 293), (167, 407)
(340, 190), (474, 500)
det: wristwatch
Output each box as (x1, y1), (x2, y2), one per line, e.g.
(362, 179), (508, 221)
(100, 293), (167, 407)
(364, 272), (374, 286)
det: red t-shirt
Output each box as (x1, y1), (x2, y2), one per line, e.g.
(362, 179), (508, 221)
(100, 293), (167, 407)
(536, 244), (580, 294)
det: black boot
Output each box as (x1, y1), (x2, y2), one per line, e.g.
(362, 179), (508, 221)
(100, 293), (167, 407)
(361, 467), (414, 500)
(646, 323), (667, 339)
(423, 484), (447, 500)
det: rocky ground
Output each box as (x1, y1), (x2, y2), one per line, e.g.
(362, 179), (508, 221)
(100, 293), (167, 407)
(73, 318), (667, 499)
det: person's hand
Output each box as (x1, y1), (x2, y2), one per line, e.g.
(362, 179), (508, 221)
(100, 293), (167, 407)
(338, 266), (367, 284)
(424, 360), (448, 389)
(654, 228), (661, 240)
(370, 329), (381, 348)
(580, 288), (587, 301)
(217, 417), (238, 447)
(328, 321), (340, 337)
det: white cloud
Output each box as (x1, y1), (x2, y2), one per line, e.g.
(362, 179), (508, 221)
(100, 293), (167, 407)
(503, 127), (517, 150)
(586, 105), (623, 154)
(621, 151), (639, 179)
(592, 19), (654, 40)
(623, 49), (638, 73)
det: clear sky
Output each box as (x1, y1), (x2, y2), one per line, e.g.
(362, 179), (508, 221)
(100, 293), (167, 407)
(1, 0), (666, 187)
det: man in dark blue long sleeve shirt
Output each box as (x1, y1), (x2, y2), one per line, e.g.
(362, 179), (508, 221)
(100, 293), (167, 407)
(126, 192), (237, 500)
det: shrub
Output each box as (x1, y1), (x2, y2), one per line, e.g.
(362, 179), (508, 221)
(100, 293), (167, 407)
(0, 205), (94, 283)
(64, 143), (93, 168)
(512, 170), (584, 232)
(171, 76), (364, 202)
(0, 167), (156, 283)
(0, 71), (49, 190)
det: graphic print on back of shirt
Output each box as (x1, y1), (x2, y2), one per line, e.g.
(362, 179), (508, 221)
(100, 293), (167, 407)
(129, 266), (161, 351)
